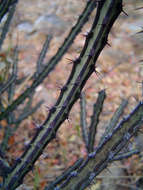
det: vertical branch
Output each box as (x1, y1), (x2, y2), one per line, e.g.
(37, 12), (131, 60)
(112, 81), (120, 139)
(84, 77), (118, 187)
(80, 92), (88, 151)
(36, 35), (52, 76)
(88, 89), (106, 153)
(13, 100), (44, 125)
(0, 76), (15, 96)
(7, 45), (18, 103)
(0, 1), (17, 50)
(0, 125), (12, 153)
(0, 46), (18, 152)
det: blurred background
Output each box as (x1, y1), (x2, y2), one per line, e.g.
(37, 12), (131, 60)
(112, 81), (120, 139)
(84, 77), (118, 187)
(0, 0), (143, 189)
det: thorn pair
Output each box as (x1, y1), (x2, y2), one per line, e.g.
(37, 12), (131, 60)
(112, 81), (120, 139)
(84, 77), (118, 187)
(122, 9), (128, 16)
(66, 57), (81, 65)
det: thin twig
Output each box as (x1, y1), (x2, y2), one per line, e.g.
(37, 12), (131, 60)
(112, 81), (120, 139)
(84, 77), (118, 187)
(0, 157), (11, 177)
(0, 2), (17, 50)
(36, 35), (52, 76)
(45, 158), (83, 190)
(88, 89), (106, 152)
(13, 100), (44, 125)
(80, 92), (88, 150)
(0, 76), (15, 96)
(100, 99), (128, 146)
(112, 149), (140, 161)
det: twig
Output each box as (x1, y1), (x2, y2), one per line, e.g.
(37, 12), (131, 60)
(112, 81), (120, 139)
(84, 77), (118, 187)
(0, 2), (17, 50)
(0, 46), (18, 152)
(36, 35), (52, 76)
(80, 92), (88, 150)
(100, 99), (128, 146)
(13, 100), (44, 125)
(88, 89), (106, 153)
(0, 76), (16, 96)
(0, 157), (11, 177)
(7, 44), (18, 103)
(45, 158), (83, 190)
(112, 149), (140, 161)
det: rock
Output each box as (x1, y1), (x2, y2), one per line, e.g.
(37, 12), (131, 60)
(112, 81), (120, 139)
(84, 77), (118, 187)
(33, 14), (68, 36)
(17, 21), (33, 33)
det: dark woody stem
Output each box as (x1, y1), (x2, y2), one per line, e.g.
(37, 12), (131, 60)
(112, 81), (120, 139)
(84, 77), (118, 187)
(2, 0), (122, 189)
(0, 0), (97, 121)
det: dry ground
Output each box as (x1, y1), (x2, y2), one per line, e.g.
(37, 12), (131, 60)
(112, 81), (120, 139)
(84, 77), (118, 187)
(1, 0), (143, 189)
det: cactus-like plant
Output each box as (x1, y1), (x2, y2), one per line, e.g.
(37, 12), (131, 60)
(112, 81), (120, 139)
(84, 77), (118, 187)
(0, 0), (143, 190)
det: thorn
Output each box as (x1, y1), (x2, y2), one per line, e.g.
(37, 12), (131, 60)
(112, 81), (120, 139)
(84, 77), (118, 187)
(81, 32), (88, 38)
(106, 167), (112, 174)
(56, 83), (68, 92)
(64, 112), (71, 126)
(24, 141), (31, 150)
(134, 7), (143, 10)
(32, 121), (43, 131)
(89, 172), (96, 181)
(46, 106), (52, 112)
(82, 31), (93, 39)
(66, 58), (74, 64)
(88, 152), (96, 158)
(37, 125), (43, 131)
(60, 85), (68, 92)
(66, 57), (81, 65)
(46, 106), (57, 113)
(70, 171), (78, 177)
(136, 30), (143, 35)
(112, 162), (119, 167)
(50, 107), (57, 113)
(66, 116), (71, 126)
(31, 165), (35, 173)
(56, 82), (63, 90)
(15, 157), (22, 164)
(122, 9), (128, 16)
(106, 41), (111, 47)
(93, 66), (102, 80)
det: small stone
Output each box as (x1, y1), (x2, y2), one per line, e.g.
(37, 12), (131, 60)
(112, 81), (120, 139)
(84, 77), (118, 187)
(17, 22), (33, 33)
(33, 14), (68, 36)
